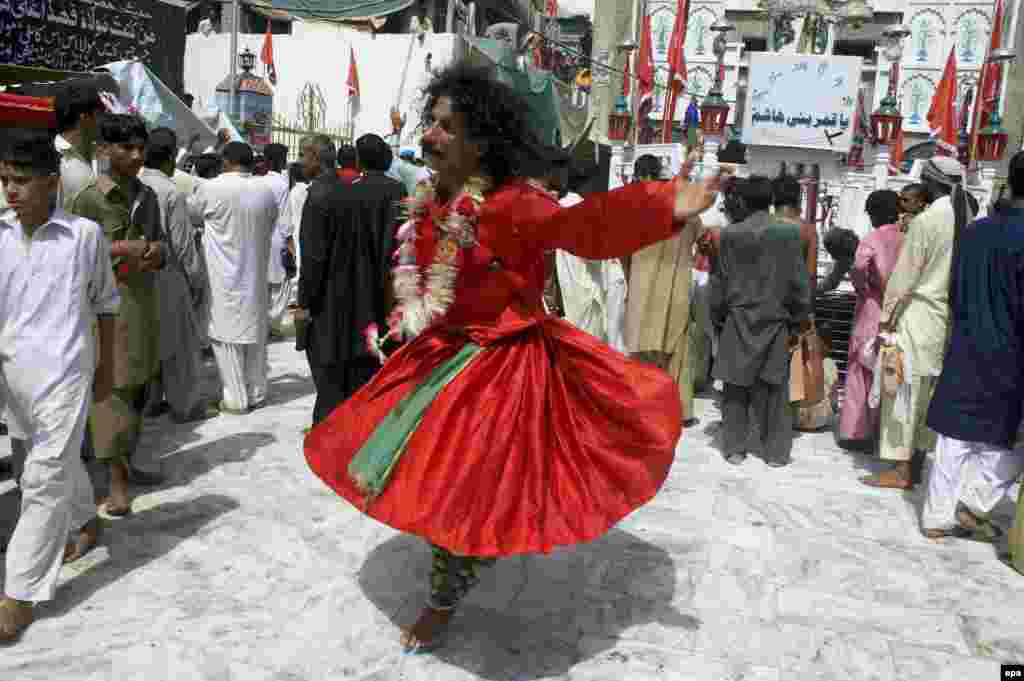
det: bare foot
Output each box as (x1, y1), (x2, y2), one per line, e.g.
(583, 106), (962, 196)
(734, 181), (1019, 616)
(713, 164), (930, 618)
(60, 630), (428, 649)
(102, 460), (132, 516)
(0, 597), (33, 642)
(400, 607), (453, 652)
(63, 518), (101, 563)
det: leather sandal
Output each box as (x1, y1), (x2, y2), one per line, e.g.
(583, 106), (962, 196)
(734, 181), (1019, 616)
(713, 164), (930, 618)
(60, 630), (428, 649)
(0, 598), (33, 642)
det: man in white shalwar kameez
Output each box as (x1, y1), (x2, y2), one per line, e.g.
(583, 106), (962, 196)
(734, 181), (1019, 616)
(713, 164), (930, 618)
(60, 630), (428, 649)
(919, 153), (1024, 541)
(0, 131), (119, 641)
(262, 144), (292, 335)
(554, 190), (628, 352)
(188, 142), (278, 414)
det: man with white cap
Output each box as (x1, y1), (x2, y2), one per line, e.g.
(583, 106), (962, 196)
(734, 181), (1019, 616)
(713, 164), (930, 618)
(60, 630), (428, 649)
(861, 155), (974, 490)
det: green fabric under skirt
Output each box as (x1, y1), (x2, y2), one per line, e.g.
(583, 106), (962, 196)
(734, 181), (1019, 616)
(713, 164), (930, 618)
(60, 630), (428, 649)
(348, 342), (485, 502)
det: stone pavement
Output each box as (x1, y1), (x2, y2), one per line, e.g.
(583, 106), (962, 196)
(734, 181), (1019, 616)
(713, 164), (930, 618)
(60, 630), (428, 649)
(1, 339), (1022, 681)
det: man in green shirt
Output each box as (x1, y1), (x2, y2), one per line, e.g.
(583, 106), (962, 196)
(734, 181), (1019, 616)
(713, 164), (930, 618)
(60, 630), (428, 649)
(54, 79), (103, 209)
(68, 114), (166, 516)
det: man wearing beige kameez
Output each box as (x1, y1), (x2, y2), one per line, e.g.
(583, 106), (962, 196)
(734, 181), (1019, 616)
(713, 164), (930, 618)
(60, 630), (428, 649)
(862, 157), (971, 490)
(624, 154), (703, 426)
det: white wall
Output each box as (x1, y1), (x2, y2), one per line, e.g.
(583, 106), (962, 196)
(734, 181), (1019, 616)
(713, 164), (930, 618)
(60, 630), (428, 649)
(184, 22), (461, 146)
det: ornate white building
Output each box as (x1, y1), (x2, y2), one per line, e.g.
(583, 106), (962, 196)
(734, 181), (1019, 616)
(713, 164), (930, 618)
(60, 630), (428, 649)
(591, 0), (1020, 233)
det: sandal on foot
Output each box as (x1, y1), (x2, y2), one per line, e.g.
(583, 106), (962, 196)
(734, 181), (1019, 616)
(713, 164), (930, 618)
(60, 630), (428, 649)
(99, 499), (132, 517)
(218, 401), (249, 416)
(955, 505), (1005, 543)
(0, 598), (33, 642)
(923, 527), (972, 541)
(63, 518), (101, 564)
(400, 607), (452, 654)
(860, 471), (913, 489)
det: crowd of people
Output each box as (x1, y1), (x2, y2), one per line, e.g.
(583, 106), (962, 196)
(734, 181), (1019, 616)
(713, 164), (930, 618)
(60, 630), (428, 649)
(0, 61), (1021, 650)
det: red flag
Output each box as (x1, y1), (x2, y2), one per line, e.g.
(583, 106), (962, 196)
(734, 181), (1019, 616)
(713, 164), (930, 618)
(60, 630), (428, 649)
(982, 0), (1005, 120)
(546, 0), (557, 16)
(927, 47), (958, 156)
(969, 0), (1006, 164)
(888, 126), (905, 175)
(260, 25), (277, 85)
(637, 14), (654, 109)
(661, 0), (689, 143)
(347, 46), (360, 98)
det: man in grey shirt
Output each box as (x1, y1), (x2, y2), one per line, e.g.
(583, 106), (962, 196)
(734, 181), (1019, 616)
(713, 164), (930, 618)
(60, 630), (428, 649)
(53, 79), (103, 207)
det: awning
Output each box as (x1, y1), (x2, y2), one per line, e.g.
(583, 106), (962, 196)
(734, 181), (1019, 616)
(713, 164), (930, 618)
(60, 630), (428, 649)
(0, 93), (56, 128)
(270, 0), (415, 21)
(0, 64), (96, 86)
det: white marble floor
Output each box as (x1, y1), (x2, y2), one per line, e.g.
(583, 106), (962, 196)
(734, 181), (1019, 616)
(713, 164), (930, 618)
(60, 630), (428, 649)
(1, 340), (1021, 681)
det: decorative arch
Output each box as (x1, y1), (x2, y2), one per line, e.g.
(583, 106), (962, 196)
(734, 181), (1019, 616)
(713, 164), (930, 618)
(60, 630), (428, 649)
(909, 9), (947, 64)
(686, 66), (713, 99)
(953, 9), (992, 66)
(687, 8), (717, 58)
(648, 5), (676, 63)
(903, 75), (937, 129)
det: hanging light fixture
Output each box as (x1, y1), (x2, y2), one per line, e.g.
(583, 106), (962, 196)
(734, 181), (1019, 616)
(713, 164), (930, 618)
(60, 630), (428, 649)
(700, 19), (734, 137)
(976, 47), (1017, 162)
(609, 37), (638, 144)
(870, 24), (910, 145)
(239, 48), (256, 74)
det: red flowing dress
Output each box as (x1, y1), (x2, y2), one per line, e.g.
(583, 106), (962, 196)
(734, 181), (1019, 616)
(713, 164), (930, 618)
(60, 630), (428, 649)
(305, 180), (685, 558)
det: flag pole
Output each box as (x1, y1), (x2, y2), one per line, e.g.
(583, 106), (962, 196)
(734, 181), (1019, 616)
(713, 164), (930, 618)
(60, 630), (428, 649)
(229, 0), (239, 119)
(632, 0), (647, 149)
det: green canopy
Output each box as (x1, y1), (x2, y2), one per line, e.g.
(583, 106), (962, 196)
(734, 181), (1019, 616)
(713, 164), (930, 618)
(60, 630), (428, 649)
(270, 0), (414, 20)
(463, 37), (563, 147)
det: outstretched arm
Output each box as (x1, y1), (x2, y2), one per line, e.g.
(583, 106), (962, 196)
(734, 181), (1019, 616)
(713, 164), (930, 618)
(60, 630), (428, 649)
(520, 155), (722, 259)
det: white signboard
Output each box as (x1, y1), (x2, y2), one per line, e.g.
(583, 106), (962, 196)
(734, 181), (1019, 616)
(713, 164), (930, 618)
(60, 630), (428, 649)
(742, 53), (862, 153)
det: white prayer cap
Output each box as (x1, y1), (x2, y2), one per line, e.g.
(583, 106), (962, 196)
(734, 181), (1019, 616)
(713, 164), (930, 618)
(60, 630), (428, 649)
(928, 155), (966, 180)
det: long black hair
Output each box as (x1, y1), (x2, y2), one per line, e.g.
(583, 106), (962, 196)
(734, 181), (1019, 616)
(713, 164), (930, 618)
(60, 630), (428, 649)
(420, 61), (533, 187)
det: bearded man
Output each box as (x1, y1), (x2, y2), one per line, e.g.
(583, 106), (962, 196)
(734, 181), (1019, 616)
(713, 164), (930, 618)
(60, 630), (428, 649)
(303, 62), (722, 652)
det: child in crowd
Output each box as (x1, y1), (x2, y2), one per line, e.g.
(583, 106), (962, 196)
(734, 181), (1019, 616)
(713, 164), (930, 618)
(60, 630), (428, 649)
(794, 322), (840, 432)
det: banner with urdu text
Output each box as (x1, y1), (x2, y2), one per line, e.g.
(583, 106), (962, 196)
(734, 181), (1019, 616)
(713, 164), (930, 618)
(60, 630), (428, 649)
(741, 53), (862, 153)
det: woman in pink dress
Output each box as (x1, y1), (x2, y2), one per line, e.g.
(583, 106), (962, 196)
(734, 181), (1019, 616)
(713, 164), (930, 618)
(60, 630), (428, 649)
(839, 189), (905, 444)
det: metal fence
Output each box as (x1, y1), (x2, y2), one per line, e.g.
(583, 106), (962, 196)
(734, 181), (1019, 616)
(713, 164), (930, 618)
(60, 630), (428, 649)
(270, 117), (352, 161)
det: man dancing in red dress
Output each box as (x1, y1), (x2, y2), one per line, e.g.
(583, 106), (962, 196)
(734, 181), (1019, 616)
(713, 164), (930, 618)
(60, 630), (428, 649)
(304, 61), (722, 652)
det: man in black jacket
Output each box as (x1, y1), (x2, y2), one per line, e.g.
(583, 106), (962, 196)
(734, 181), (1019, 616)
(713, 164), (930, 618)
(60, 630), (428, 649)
(297, 133), (407, 424)
(710, 176), (812, 467)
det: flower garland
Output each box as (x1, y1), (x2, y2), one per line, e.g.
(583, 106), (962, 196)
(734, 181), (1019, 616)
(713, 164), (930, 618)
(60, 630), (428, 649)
(365, 176), (489, 362)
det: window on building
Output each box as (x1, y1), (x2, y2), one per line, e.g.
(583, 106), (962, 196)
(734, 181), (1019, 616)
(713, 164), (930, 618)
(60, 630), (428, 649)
(743, 36), (768, 53)
(833, 40), (875, 60)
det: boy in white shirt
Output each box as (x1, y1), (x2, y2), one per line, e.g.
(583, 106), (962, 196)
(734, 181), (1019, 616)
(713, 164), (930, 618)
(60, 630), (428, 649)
(0, 130), (119, 642)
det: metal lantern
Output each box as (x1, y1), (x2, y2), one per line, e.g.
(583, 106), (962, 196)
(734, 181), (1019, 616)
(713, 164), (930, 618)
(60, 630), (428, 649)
(870, 23), (910, 146)
(239, 48), (256, 73)
(700, 93), (730, 137)
(976, 124), (1008, 162)
(870, 108), (902, 145)
(976, 47), (1017, 162)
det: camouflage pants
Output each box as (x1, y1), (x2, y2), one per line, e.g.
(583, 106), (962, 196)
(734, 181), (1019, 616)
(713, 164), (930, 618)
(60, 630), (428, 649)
(89, 382), (151, 464)
(428, 544), (495, 610)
